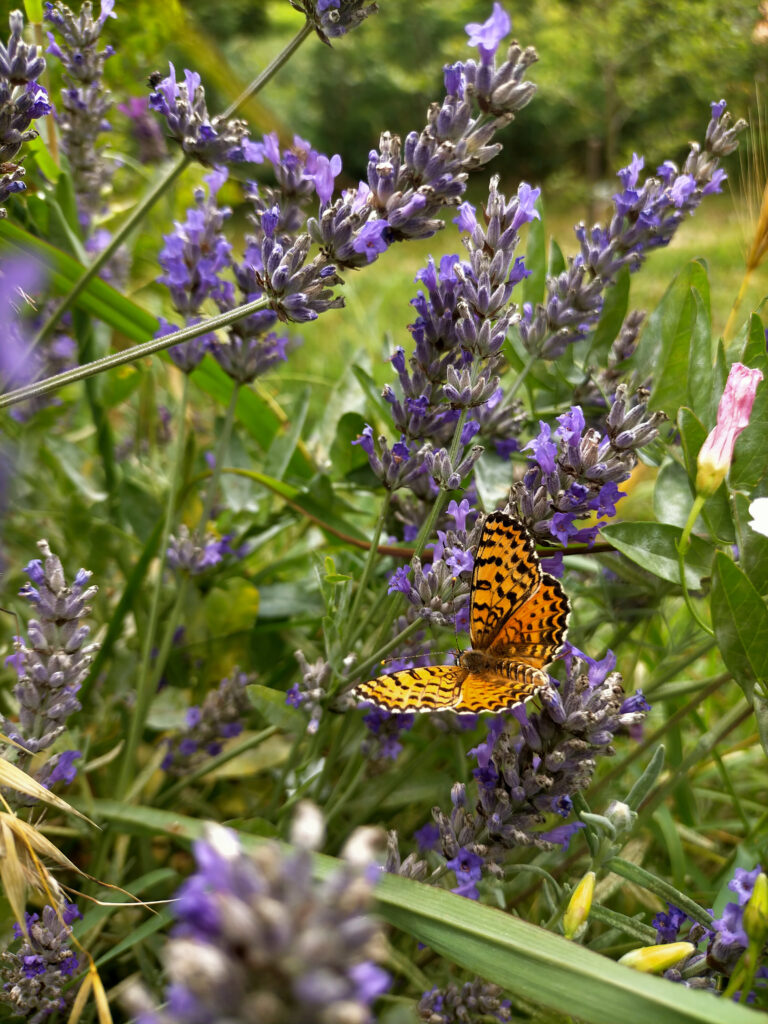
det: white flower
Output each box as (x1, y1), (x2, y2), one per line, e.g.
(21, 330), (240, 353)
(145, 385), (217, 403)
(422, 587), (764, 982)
(748, 497), (768, 538)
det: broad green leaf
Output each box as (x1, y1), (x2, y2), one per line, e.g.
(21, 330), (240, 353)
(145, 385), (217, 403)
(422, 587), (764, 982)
(257, 582), (323, 620)
(248, 683), (305, 730)
(81, 802), (763, 1024)
(329, 411), (370, 480)
(732, 493), (768, 595)
(687, 288), (714, 420)
(631, 261), (709, 418)
(600, 521), (715, 588)
(589, 266), (630, 364)
(730, 314), (768, 492)
(474, 452), (514, 510)
(523, 199), (546, 307)
(653, 460), (694, 529)
(27, 133), (61, 183)
(711, 551), (768, 688)
(677, 407), (735, 543)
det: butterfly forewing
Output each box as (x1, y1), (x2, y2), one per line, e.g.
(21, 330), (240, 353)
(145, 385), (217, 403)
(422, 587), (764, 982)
(488, 573), (570, 667)
(355, 664), (467, 713)
(470, 512), (542, 650)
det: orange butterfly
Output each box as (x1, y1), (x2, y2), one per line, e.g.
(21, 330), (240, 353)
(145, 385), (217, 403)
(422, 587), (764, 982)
(354, 511), (570, 714)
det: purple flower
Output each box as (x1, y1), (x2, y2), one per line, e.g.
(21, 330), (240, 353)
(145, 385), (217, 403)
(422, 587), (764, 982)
(388, 565), (412, 594)
(447, 847), (484, 899)
(654, 904), (689, 943)
(45, 750), (81, 787)
(453, 202), (478, 233)
(312, 152), (342, 204)
(465, 2), (511, 62)
(414, 822), (441, 851)
(352, 218), (391, 262)
(523, 421), (557, 474)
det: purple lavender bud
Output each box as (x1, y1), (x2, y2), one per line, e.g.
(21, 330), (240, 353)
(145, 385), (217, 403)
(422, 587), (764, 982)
(291, 0), (379, 43)
(419, 979), (511, 1024)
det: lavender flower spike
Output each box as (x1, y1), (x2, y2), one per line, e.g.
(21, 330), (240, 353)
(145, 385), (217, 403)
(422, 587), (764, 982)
(149, 62), (261, 166)
(161, 669), (251, 775)
(0, 903), (81, 1023)
(124, 823), (390, 1023)
(4, 541), (98, 755)
(0, 10), (51, 211)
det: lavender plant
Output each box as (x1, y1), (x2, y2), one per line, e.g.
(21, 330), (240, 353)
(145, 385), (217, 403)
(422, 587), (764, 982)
(0, 1), (767, 1021)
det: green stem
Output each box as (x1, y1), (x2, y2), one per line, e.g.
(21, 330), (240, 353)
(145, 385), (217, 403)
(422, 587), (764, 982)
(158, 725), (279, 806)
(198, 383), (241, 533)
(117, 377), (189, 797)
(222, 22), (314, 118)
(0, 298), (268, 409)
(676, 494), (714, 636)
(505, 350), (539, 404)
(340, 617), (425, 695)
(30, 157), (190, 355)
(345, 491), (393, 649)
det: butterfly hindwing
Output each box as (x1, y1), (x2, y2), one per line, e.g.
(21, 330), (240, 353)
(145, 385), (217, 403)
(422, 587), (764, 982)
(488, 573), (570, 668)
(354, 664), (467, 713)
(470, 512), (542, 650)
(450, 662), (551, 714)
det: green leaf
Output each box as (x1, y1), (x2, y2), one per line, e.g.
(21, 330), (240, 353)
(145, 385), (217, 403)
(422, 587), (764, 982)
(732, 493), (768, 595)
(603, 857), (712, 930)
(653, 460), (694, 529)
(589, 266), (630, 364)
(256, 582), (323, 620)
(226, 467), (368, 544)
(677, 407), (734, 543)
(523, 199), (546, 307)
(329, 411), (370, 480)
(548, 237), (566, 277)
(730, 314), (768, 492)
(631, 261), (709, 419)
(351, 363), (392, 422)
(600, 521), (715, 589)
(687, 288), (714, 420)
(247, 683), (304, 730)
(264, 387), (310, 482)
(754, 693), (768, 761)
(711, 551), (768, 688)
(588, 904), (658, 945)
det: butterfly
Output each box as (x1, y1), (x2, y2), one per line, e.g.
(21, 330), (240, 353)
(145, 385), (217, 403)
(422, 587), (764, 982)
(354, 511), (570, 714)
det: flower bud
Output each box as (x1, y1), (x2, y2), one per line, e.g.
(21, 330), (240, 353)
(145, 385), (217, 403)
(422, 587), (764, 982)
(605, 800), (635, 835)
(563, 871), (596, 939)
(743, 871), (768, 947)
(619, 941), (695, 973)
(695, 363), (763, 497)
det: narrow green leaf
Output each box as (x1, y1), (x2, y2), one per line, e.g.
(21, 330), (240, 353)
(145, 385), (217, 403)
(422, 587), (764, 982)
(600, 522), (715, 588)
(227, 467), (368, 543)
(711, 551), (768, 687)
(625, 745), (665, 811)
(588, 904), (658, 945)
(548, 237), (565, 277)
(523, 199), (546, 307)
(589, 266), (630, 364)
(603, 857), (712, 930)
(351, 363), (392, 423)
(754, 693), (768, 761)
(264, 387), (311, 482)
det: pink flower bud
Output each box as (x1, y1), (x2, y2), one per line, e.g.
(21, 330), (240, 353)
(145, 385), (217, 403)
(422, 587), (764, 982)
(695, 362), (763, 496)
